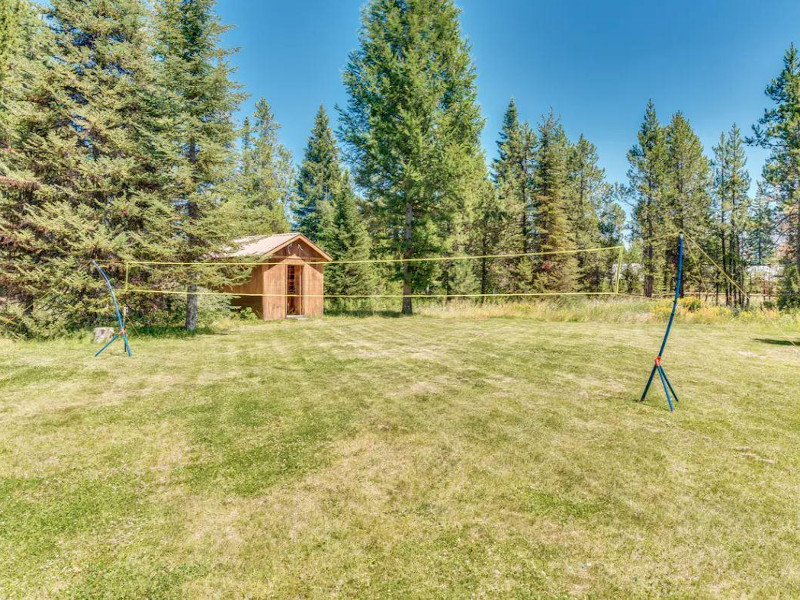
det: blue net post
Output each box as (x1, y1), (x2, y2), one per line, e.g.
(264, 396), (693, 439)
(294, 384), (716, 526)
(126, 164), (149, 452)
(92, 260), (132, 358)
(640, 234), (683, 410)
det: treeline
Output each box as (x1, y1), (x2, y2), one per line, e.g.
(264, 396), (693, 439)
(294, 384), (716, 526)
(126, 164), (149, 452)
(628, 101), (784, 308)
(627, 47), (800, 308)
(1, 0), (799, 336)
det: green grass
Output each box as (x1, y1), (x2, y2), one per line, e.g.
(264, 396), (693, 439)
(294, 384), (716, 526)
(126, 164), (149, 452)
(1, 307), (799, 598)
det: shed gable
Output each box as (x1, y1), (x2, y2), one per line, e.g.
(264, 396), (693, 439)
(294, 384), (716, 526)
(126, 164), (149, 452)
(223, 233), (332, 262)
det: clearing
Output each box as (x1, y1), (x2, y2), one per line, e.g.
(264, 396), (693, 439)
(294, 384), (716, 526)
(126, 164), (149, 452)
(1, 311), (799, 598)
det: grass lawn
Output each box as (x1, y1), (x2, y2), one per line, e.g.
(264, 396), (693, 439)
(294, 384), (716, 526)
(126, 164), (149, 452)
(1, 310), (799, 598)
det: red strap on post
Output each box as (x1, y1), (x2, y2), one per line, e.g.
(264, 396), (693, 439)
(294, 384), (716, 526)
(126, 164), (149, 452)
(654, 356), (662, 366)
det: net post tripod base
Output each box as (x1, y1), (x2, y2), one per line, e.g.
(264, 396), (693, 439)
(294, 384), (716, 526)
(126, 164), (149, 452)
(94, 328), (131, 358)
(640, 356), (678, 411)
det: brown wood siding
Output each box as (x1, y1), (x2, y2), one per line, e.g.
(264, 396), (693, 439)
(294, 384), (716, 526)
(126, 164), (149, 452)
(226, 265), (264, 318)
(221, 236), (329, 320)
(262, 264), (286, 320)
(304, 263), (325, 317)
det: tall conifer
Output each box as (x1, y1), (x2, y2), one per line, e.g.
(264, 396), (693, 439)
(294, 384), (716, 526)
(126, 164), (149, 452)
(1, 0), (179, 334)
(296, 106), (342, 242)
(0, 0), (36, 149)
(748, 183), (776, 265)
(566, 135), (608, 290)
(628, 100), (669, 297)
(750, 44), (800, 278)
(232, 99), (292, 235)
(493, 100), (536, 252)
(318, 175), (374, 299)
(664, 111), (712, 295)
(154, 0), (243, 331)
(712, 124), (751, 306)
(340, 0), (485, 315)
(491, 99), (536, 290)
(532, 111), (577, 292)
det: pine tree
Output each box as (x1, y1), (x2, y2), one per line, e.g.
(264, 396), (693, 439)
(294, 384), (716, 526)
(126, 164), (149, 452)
(0, 0), (23, 83)
(599, 185), (627, 248)
(628, 100), (669, 297)
(232, 99), (292, 236)
(778, 264), (800, 309)
(473, 180), (506, 294)
(664, 111), (712, 296)
(0, 0), (37, 308)
(0, 0), (36, 148)
(712, 124), (751, 307)
(296, 106), (342, 242)
(532, 111), (577, 292)
(750, 44), (800, 280)
(566, 134), (608, 290)
(340, 0), (485, 315)
(154, 0), (243, 331)
(747, 183), (778, 299)
(491, 99), (536, 291)
(493, 100), (536, 252)
(748, 182), (776, 265)
(438, 179), (481, 297)
(318, 174), (374, 299)
(1, 0), (180, 334)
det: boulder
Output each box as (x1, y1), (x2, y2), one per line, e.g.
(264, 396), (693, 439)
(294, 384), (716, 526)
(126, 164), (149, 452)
(93, 327), (115, 343)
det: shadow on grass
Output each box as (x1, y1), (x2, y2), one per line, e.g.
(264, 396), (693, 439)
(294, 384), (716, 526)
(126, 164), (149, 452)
(128, 324), (223, 338)
(323, 309), (405, 319)
(754, 338), (800, 347)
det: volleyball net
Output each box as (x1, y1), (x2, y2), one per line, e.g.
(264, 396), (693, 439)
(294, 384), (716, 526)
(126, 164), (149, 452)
(119, 244), (627, 306)
(2, 233), (793, 341)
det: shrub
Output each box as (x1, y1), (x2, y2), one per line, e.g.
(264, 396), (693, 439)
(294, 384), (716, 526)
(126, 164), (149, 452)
(679, 297), (703, 312)
(236, 307), (261, 321)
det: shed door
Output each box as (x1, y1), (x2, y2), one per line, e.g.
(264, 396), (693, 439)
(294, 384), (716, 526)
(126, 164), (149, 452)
(286, 265), (303, 316)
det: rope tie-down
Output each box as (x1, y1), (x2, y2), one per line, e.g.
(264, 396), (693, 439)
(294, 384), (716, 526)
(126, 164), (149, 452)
(640, 234), (683, 411)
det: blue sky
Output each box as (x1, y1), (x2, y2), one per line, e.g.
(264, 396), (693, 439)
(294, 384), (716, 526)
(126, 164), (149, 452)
(216, 0), (800, 189)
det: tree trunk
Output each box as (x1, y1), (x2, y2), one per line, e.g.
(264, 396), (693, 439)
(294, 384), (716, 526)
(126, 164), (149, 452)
(480, 255), (488, 297)
(185, 282), (198, 331)
(643, 241), (654, 298)
(796, 193), (800, 273)
(185, 138), (198, 331)
(401, 281), (412, 315)
(519, 158), (529, 253)
(643, 199), (654, 298)
(401, 203), (413, 315)
(520, 211), (528, 254)
(19, 292), (33, 316)
(721, 232), (729, 307)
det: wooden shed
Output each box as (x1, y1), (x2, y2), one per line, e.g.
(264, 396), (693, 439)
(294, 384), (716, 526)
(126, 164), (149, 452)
(222, 233), (332, 320)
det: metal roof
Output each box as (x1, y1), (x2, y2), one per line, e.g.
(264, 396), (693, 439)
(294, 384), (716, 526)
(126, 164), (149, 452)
(221, 233), (333, 261)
